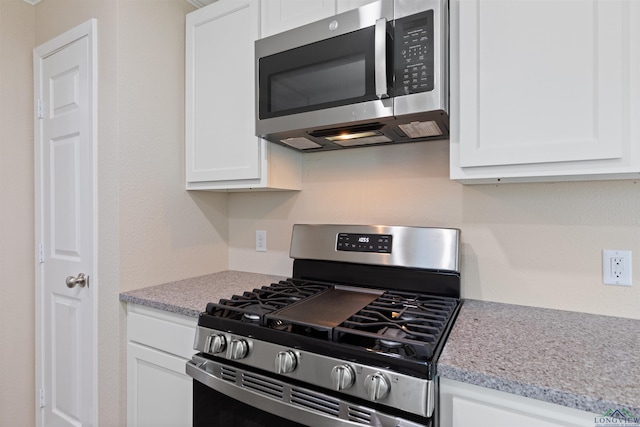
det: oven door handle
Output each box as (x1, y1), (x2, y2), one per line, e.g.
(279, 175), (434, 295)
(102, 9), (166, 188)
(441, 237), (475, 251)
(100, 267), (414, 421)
(186, 356), (426, 427)
(375, 18), (389, 99)
(186, 356), (215, 387)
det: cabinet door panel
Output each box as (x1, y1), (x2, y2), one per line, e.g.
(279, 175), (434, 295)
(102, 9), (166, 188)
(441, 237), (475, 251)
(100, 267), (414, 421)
(440, 379), (596, 427)
(186, 0), (261, 183)
(458, 0), (628, 168)
(452, 396), (573, 427)
(261, 0), (336, 38)
(337, 0), (376, 14)
(127, 343), (192, 427)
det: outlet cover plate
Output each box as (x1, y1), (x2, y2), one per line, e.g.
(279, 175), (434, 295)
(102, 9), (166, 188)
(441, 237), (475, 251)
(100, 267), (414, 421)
(602, 249), (632, 286)
(256, 230), (267, 252)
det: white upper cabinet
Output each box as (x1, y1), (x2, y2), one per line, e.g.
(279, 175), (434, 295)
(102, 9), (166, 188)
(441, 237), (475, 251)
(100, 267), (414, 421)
(336, 0), (376, 14)
(185, 0), (302, 191)
(260, 0), (378, 38)
(450, 0), (640, 183)
(260, 0), (336, 38)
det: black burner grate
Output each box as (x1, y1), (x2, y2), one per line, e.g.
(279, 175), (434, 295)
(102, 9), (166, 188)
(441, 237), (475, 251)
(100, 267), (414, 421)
(334, 290), (458, 359)
(205, 279), (458, 362)
(205, 279), (331, 324)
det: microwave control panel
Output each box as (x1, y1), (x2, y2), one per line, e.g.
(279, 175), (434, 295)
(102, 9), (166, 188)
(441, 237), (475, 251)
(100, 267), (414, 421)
(394, 10), (434, 96)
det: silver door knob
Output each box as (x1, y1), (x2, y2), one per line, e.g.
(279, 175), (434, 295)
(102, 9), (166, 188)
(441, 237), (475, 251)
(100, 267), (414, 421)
(66, 273), (88, 288)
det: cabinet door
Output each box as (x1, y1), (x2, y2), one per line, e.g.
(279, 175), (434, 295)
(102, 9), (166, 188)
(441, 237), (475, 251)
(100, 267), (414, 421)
(260, 0), (335, 38)
(450, 0), (640, 182)
(336, 0), (375, 14)
(186, 0), (261, 183)
(127, 343), (192, 427)
(439, 378), (596, 427)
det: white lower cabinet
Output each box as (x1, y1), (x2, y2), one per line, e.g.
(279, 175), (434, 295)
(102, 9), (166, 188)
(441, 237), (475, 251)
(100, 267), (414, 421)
(439, 378), (597, 427)
(126, 305), (197, 427)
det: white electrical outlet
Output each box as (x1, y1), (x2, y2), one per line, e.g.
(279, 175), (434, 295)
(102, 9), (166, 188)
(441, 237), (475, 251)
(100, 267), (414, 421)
(256, 230), (267, 252)
(602, 250), (632, 286)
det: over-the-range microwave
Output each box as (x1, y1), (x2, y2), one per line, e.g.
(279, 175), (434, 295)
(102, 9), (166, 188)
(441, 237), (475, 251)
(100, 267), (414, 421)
(255, 0), (448, 152)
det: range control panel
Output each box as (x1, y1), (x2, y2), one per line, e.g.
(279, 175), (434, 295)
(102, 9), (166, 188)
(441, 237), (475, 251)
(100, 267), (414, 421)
(394, 10), (434, 95)
(336, 233), (392, 253)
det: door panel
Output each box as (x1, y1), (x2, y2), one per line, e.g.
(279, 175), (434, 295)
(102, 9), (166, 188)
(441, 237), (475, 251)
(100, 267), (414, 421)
(51, 295), (81, 424)
(51, 134), (81, 259)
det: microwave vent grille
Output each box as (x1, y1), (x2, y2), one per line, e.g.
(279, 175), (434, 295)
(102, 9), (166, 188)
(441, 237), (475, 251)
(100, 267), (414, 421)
(398, 121), (443, 139)
(280, 137), (322, 150)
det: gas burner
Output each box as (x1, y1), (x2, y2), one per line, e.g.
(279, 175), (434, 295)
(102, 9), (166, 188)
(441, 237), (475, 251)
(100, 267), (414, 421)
(377, 326), (414, 348)
(390, 310), (421, 322)
(241, 304), (275, 323)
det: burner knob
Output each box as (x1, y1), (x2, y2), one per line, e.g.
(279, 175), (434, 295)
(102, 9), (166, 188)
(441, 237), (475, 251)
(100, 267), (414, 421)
(275, 351), (297, 374)
(363, 372), (390, 401)
(330, 365), (355, 391)
(205, 334), (226, 354)
(228, 339), (249, 360)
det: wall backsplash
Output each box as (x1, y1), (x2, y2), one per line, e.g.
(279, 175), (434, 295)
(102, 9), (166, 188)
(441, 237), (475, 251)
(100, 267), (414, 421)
(228, 139), (640, 320)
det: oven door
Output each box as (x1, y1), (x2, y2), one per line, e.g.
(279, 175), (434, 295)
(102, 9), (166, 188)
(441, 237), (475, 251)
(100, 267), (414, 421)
(255, 1), (394, 138)
(187, 355), (430, 427)
(193, 380), (302, 427)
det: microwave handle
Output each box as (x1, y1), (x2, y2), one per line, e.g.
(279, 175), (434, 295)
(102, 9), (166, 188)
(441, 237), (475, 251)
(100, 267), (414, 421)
(375, 18), (389, 99)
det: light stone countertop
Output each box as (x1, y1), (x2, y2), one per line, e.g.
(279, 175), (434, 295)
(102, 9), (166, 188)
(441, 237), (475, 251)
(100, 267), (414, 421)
(120, 273), (640, 415)
(119, 270), (285, 318)
(438, 299), (640, 415)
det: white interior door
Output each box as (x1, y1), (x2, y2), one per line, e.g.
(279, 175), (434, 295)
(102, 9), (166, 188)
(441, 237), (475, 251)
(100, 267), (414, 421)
(34, 20), (97, 427)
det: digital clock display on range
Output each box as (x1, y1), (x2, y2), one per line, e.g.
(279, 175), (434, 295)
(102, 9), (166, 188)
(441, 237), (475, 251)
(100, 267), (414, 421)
(336, 233), (392, 253)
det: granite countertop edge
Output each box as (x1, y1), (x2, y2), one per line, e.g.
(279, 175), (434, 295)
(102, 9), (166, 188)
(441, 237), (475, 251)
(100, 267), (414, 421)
(437, 365), (622, 415)
(119, 294), (202, 318)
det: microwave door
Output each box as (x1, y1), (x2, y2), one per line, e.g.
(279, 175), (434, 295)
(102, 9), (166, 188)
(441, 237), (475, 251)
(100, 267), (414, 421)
(255, 1), (394, 138)
(258, 26), (386, 121)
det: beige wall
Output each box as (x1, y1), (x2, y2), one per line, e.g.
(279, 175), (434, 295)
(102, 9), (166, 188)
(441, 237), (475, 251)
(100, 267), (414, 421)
(0, 0), (228, 426)
(116, 0), (228, 293)
(228, 140), (640, 320)
(0, 1), (36, 426)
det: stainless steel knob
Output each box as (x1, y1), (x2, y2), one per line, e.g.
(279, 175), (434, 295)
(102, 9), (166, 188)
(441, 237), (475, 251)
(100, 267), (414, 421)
(228, 339), (249, 360)
(66, 273), (88, 288)
(205, 334), (226, 354)
(363, 372), (390, 401)
(275, 351), (297, 374)
(330, 364), (356, 390)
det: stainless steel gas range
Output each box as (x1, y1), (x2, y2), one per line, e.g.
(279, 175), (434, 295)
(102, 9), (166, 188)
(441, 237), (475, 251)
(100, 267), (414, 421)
(186, 224), (461, 427)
